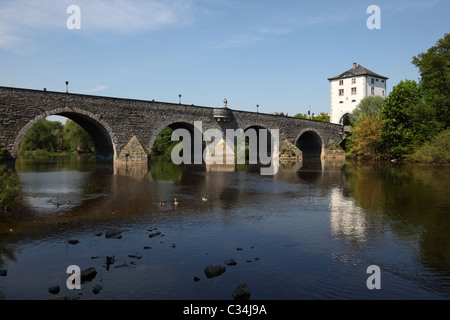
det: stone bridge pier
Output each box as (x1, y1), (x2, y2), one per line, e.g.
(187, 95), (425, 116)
(0, 86), (346, 171)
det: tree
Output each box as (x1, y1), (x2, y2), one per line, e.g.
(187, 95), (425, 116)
(18, 119), (94, 155)
(151, 127), (179, 160)
(19, 119), (64, 153)
(381, 80), (431, 159)
(349, 96), (385, 124)
(63, 120), (94, 152)
(412, 33), (449, 129)
(294, 112), (330, 122)
(294, 113), (308, 119)
(347, 114), (383, 160)
(313, 112), (330, 122)
(410, 128), (450, 164)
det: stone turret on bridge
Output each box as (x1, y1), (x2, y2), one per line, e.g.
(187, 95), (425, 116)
(0, 86), (346, 170)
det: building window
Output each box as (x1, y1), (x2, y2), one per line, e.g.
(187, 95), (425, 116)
(382, 80), (385, 83)
(352, 78), (356, 84)
(339, 101), (343, 104)
(371, 78), (374, 84)
(371, 87), (375, 95)
(382, 90), (385, 96)
(339, 89), (344, 96)
(352, 100), (356, 103)
(339, 80), (344, 86)
(351, 87), (357, 95)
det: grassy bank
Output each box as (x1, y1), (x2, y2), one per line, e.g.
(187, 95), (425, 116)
(0, 164), (22, 212)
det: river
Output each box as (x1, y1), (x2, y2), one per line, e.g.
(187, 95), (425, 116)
(0, 156), (449, 300)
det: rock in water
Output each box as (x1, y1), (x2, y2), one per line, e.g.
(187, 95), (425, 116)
(232, 283), (251, 300)
(105, 229), (123, 239)
(80, 267), (97, 283)
(204, 265), (226, 278)
(48, 285), (60, 295)
(92, 284), (102, 294)
(224, 259), (237, 266)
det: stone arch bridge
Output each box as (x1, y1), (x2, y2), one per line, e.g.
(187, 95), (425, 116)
(0, 86), (346, 168)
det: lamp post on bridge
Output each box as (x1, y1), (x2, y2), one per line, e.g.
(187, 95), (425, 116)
(65, 81), (69, 93)
(179, 94), (182, 104)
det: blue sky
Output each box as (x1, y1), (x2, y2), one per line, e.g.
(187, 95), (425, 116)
(0, 0), (448, 119)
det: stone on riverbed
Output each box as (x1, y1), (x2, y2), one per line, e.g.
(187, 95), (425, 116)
(93, 284), (102, 294)
(204, 265), (226, 278)
(68, 239), (79, 245)
(148, 231), (161, 238)
(0, 270), (7, 276)
(224, 259), (237, 266)
(80, 267), (97, 283)
(232, 283), (251, 300)
(105, 230), (123, 239)
(48, 285), (60, 295)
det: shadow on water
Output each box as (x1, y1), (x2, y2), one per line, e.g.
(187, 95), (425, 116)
(296, 158), (323, 184)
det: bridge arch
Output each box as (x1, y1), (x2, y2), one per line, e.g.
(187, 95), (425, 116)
(12, 108), (117, 162)
(242, 124), (275, 160)
(149, 121), (206, 164)
(339, 113), (351, 126)
(295, 129), (323, 159)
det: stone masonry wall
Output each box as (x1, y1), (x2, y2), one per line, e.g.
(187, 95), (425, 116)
(0, 86), (345, 164)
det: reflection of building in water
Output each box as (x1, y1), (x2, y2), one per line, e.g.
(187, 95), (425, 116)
(329, 187), (366, 242)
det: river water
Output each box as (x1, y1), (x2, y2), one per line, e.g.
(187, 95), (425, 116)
(0, 156), (449, 300)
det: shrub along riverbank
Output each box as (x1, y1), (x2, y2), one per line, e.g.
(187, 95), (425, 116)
(0, 164), (21, 212)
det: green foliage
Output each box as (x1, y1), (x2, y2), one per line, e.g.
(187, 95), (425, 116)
(347, 114), (383, 160)
(0, 164), (22, 212)
(344, 34), (448, 163)
(294, 113), (308, 119)
(18, 119), (64, 154)
(412, 33), (449, 129)
(294, 112), (330, 122)
(151, 127), (180, 160)
(63, 120), (94, 153)
(18, 119), (94, 155)
(410, 128), (450, 164)
(313, 112), (330, 122)
(349, 96), (385, 124)
(381, 80), (439, 159)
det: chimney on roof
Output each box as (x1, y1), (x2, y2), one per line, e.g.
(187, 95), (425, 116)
(353, 62), (357, 70)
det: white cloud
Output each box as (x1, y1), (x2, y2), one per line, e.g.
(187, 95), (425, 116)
(82, 85), (108, 93)
(260, 28), (292, 35)
(0, 0), (199, 49)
